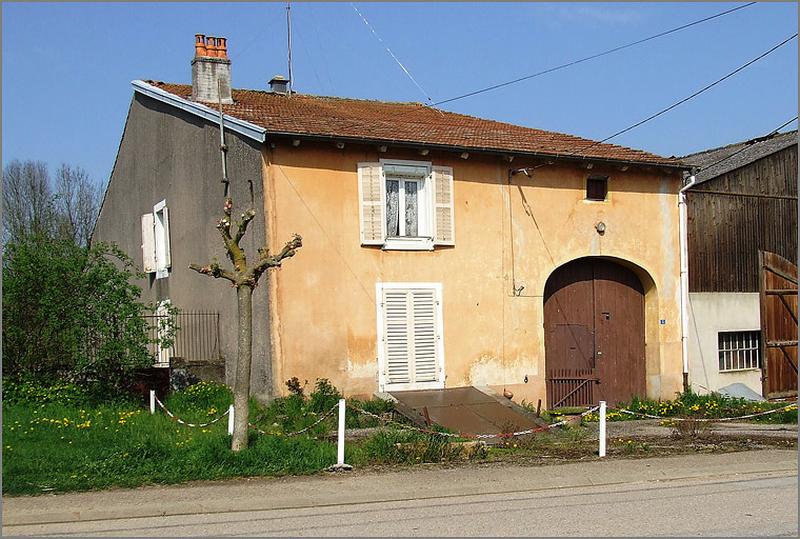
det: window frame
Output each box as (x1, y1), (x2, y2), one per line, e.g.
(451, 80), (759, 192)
(585, 175), (609, 202)
(718, 330), (761, 372)
(380, 159), (434, 251)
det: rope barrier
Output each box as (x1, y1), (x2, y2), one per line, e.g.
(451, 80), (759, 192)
(248, 403), (340, 437)
(153, 396), (230, 428)
(346, 403), (601, 440)
(611, 403), (797, 422)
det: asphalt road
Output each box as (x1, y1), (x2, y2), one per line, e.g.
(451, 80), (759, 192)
(4, 450), (797, 537)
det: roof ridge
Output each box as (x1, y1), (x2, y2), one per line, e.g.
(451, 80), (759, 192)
(682, 129), (798, 159)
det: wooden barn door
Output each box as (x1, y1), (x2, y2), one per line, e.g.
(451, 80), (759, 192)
(759, 251), (798, 399)
(544, 258), (646, 407)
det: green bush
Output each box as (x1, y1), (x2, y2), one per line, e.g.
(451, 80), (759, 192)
(2, 236), (177, 395)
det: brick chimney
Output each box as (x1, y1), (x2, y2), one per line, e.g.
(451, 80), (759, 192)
(191, 34), (233, 104)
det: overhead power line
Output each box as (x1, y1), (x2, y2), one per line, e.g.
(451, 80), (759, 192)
(699, 116), (798, 172)
(578, 33), (798, 155)
(432, 2), (757, 107)
(351, 3), (432, 103)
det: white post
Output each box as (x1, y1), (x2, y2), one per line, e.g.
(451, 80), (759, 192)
(330, 398), (352, 471)
(678, 174), (697, 393)
(149, 390), (155, 414)
(227, 404), (235, 436)
(599, 400), (607, 458)
(337, 399), (346, 466)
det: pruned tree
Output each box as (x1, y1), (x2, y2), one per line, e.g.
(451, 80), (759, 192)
(190, 197), (302, 451)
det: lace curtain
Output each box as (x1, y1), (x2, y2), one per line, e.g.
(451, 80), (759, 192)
(386, 180), (399, 236)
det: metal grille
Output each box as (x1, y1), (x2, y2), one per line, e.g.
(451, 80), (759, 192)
(546, 368), (598, 408)
(146, 311), (220, 367)
(718, 330), (761, 371)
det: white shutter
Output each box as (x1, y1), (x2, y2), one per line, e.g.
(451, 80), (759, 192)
(411, 289), (438, 382)
(141, 213), (156, 273)
(378, 284), (443, 389)
(384, 289), (411, 384)
(161, 206), (171, 268)
(358, 162), (385, 245)
(433, 166), (455, 245)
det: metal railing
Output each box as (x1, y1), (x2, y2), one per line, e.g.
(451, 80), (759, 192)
(145, 311), (220, 367)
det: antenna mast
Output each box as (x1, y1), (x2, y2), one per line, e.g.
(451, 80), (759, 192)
(287, 2), (293, 96)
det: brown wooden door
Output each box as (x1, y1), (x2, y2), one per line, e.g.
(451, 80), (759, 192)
(759, 251), (798, 399)
(544, 258), (646, 407)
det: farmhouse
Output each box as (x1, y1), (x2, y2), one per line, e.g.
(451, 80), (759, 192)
(682, 131), (798, 399)
(93, 35), (691, 406)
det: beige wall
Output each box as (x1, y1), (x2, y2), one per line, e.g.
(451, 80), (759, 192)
(687, 292), (763, 396)
(263, 142), (683, 404)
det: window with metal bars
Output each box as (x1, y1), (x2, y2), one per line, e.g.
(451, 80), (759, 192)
(586, 176), (608, 201)
(718, 330), (761, 371)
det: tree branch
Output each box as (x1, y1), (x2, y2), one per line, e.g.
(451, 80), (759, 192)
(189, 262), (237, 283)
(251, 234), (303, 281)
(234, 208), (257, 246)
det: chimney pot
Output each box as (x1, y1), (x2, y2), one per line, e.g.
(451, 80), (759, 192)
(218, 37), (228, 59)
(195, 34), (207, 57)
(206, 36), (218, 57)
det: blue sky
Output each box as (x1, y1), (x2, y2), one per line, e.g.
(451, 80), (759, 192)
(2, 2), (797, 187)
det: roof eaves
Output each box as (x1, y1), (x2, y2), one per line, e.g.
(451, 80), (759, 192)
(131, 80), (267, 143)
(265, 131), (688, 170)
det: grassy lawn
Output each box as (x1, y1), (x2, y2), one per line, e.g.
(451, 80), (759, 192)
(1, 380), (478, 496)
(3, 381), (796, 496)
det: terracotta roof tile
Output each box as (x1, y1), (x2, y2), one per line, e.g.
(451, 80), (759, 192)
(147, 81), (685, 168)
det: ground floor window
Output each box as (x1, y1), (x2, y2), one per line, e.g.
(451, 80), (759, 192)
(718, 330), (761, 371)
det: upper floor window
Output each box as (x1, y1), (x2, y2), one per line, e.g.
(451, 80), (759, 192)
(142, 200), (172, 279)
(358, 160), (454, 250)
(586, 176), (608, 201)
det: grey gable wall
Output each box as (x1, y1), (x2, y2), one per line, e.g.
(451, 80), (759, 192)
(93, 92), (272, 399)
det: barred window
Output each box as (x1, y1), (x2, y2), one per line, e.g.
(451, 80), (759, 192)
(718, 331), (761, 371)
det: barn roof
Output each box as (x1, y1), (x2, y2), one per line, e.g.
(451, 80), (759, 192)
(136, 80), (686, 169)
(681, 129), (797, 184)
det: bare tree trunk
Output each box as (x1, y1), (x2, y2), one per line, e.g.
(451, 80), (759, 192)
(191, 197), (301, 452)
(231, 283), (253, 451)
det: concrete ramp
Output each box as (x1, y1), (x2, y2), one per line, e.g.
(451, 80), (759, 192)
(386, 386), (547, 439)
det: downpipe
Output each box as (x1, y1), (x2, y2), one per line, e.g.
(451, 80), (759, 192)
(678, 174), (696, 392)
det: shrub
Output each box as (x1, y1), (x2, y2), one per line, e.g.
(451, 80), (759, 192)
(2, 236), (176, 396)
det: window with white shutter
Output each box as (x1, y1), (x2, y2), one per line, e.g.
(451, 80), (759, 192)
(357, 161), (455, 250)
(141, 213), (156, 273)
(376, 283), (445, 391)
(433, 165), (455, 245)
(153, 200), (171, 279)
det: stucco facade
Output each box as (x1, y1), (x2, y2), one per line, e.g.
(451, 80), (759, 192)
(93, 93), (273, 399)
(687, 292), (763, 396)
(263, 142), (684, 402)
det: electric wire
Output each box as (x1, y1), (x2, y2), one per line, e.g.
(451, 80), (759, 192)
(696, 116), (798, 173)
(350, 3), (433, 103)
(576, 33), (797, 156)
(432, 2), (757, 107)
(328, 2), (762, 144)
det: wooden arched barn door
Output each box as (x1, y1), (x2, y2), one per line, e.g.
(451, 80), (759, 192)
(544, 258), (646, 407)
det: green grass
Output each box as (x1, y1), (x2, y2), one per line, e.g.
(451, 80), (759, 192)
(2, 379), (476, 496)
(580, 390), (797, 424)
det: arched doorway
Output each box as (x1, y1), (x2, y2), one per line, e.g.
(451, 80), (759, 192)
(544, 258), (646, 407)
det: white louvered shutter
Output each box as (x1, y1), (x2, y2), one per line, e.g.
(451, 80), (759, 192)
(161, 206), (172, 268)
(410, 288), (438, 382)
(381, 287), (441, 386)
(384, 289), (411, 384)
(141, 213), (156, 273)
(358, 162), (385, 245)
(432, 166), (455, 245)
